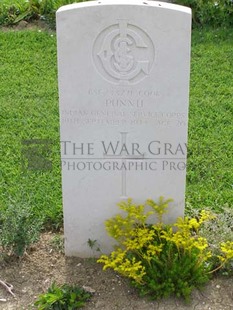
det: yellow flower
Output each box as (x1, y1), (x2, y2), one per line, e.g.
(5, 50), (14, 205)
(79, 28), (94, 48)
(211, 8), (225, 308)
(199, 210), (216, 224)
(188, 218), (200, 230)
(220, 241), (233, 260)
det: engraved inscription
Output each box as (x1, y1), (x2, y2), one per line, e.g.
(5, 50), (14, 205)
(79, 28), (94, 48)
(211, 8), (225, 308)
(93, 20), (155, 85)
(61, 109), (186, 127)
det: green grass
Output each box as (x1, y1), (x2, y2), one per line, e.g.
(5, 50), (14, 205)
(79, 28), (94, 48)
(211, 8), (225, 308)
(0, 30), (62, 229)
(0, 27), (232, 230)
(187, 28), (233, 209)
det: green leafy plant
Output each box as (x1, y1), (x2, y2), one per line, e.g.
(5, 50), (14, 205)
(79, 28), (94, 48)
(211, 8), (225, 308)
(0, 0), (35, 26)
(87, 238), (101, 253)
(173, 0), (233, 27)
(0, 201), (43, 257)
(0, 0), (92, 27)
(34, 282), (92, 309)
(98, 197), (233, 301)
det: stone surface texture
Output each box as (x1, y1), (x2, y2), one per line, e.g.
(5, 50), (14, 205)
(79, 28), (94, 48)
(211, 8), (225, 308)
(57, 0), (191, 257)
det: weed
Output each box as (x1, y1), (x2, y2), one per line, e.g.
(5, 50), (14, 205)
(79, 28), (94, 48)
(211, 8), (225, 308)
(34, 282), (92, 309)
(87, 239), (101, 253)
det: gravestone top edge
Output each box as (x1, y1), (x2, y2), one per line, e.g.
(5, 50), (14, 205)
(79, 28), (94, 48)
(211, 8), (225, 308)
(56, 0), (191, 15)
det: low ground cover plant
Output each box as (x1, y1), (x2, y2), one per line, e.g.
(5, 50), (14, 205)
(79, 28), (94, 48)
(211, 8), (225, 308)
(186, 204), (233, 275)
(34, 282), (92, 309)
(0, 0), (88, 27)
(0, 201), (43, 257)
(98, 197), (233, 301)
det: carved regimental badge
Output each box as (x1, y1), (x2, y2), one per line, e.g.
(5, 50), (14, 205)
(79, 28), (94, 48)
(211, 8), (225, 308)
(93, 20), (155, 85)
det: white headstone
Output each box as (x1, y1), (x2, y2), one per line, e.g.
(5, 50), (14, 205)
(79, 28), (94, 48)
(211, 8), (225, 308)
(56, 0), (192, 257)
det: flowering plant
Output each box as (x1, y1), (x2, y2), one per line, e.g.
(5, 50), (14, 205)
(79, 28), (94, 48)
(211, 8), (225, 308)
(98, 197), (233, 301)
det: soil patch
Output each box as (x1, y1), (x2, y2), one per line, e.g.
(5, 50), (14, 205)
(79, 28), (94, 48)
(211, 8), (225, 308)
(0, 233), (232, 310)
(0, 19), (54, 33)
